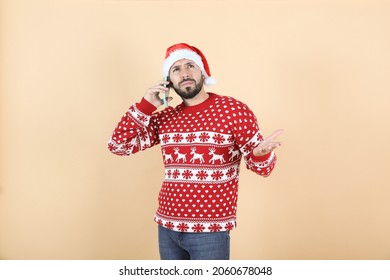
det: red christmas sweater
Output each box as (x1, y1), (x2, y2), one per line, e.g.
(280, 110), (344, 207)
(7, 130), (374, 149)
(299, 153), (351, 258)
(108, 93), (277, 233)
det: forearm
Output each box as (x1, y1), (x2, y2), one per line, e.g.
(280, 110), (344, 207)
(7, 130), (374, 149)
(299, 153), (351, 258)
(108, 98), (158, 156)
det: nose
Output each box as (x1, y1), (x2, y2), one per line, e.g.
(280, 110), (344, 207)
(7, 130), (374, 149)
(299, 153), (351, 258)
(180, 68), (189, 79)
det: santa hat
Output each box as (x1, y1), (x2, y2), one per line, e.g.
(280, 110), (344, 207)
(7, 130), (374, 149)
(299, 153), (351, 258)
(162, 43), (216, 86)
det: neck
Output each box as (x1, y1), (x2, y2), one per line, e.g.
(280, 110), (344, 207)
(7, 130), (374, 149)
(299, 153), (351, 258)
(182, 88), (209, 106)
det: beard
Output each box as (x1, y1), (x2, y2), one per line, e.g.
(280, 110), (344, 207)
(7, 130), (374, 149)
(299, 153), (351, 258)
(172, 77), (204, 100)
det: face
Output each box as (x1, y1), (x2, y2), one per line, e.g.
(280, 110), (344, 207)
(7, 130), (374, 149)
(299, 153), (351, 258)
(169, 59), (205, 100)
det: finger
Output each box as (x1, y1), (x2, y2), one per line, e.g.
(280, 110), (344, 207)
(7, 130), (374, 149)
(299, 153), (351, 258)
(146, 86), (169, 95)
(268, 142), (281, 149)
(266, 129), (284, 141)
(261, 142), (282, 152)
(268, 141), (281, 147)
(156, 80), (170, 87)
(155, 85), (170, 92)
(271, 142), (282, 150)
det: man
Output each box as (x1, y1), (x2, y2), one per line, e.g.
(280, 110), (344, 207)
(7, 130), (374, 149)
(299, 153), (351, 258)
(108, 43), (283, 260)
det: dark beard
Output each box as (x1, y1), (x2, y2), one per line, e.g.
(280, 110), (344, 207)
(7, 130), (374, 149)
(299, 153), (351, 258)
(172, 78), (204, 100)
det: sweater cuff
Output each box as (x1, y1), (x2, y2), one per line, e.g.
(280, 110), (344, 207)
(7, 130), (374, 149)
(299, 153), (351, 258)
(251, 151), (272, 162)
(135, 98), (157, 115)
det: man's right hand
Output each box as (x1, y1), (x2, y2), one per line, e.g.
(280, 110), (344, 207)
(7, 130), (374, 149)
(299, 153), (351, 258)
(144, 80), (172, 108)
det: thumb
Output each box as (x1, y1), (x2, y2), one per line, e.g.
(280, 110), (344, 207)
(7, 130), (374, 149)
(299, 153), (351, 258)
(268, 129), (284, 140)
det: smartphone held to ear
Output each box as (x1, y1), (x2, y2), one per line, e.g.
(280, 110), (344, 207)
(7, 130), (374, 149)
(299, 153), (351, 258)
(162, 76), (170, 107)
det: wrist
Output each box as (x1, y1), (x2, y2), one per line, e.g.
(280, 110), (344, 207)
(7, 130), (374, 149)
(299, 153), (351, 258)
(253, 150), (267, 157)
(252, 149), (272, 161)
(136, 98), (157, 115)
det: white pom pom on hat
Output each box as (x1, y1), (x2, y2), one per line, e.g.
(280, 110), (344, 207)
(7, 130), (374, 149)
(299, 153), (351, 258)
(162, 43), (216, 86)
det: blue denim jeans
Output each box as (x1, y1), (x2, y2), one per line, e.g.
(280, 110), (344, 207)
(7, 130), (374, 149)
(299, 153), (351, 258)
(158, 225), (230, 260)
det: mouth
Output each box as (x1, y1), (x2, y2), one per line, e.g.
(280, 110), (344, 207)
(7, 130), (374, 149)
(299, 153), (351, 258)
(180, 79), (195, 87)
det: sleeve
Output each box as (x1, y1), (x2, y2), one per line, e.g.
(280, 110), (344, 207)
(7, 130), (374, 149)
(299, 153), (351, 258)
(230, 101), (277, 177)
(107, 98), (161, 156)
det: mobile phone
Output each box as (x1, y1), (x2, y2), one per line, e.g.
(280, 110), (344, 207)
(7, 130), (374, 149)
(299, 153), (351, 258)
(162, 76), (170, 107)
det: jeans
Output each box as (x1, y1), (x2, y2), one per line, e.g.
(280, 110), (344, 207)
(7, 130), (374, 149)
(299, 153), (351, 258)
(158, 225), (230, 260)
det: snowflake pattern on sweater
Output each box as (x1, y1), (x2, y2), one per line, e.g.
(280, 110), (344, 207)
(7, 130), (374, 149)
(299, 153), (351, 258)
(108, 93), (277, 232)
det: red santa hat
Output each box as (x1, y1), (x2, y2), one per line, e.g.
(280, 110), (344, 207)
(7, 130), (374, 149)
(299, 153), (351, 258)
(162, 43), (216, 86)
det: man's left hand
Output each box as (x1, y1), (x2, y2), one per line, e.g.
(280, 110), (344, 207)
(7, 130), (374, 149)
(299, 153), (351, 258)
(253, 129), (284, 157)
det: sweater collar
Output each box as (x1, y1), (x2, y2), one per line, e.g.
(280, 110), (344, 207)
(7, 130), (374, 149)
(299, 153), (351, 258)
(178, 92), (217, 114)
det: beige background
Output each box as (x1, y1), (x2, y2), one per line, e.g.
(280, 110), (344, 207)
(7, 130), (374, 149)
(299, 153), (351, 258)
(1, 0), (390, 260)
